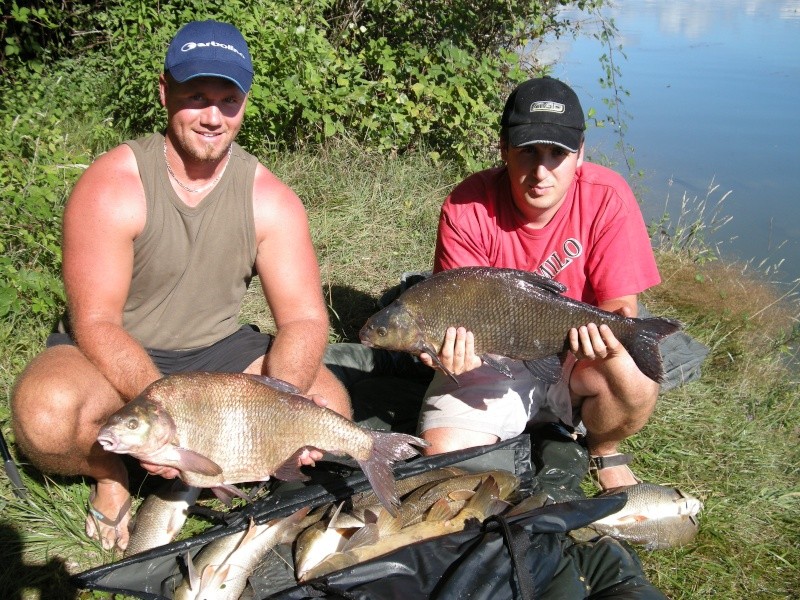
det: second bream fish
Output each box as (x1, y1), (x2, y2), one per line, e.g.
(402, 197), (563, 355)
(360, 266), (681, 384)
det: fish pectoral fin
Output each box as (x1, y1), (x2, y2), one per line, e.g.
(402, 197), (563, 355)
(199, 563), (231, 593)
(426, 498), (458, 522)
(424, 344), (460, 386)
(342, 523), (380, 552)
(481, 355), (514, 378)
(174, 447), (223, 476)
(523, 355), (564, 385)
(211, 484), (249, 506)
(615, 514), (648, 524)
(274, 449), (312, 482)
(447, 490), (476, 502)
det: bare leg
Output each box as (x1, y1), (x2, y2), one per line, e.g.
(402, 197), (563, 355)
(570, 349), (659, 489)
(306, 365), (352, 419)
(11, 345), (132, 550)
(422, 427), (498, 456)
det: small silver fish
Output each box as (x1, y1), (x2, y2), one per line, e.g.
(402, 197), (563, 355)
(173, 506), (310, 600)
(578, 483), (703, 550)
(124, 480), (201, 558)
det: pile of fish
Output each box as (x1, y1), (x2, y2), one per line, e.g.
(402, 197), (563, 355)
(162, 471), (701, 599)
(97, 372), (428, 514)
(293, 467), (521, 581)
(360, 266), (682, 385)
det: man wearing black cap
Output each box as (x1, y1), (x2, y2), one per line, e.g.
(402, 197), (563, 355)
(10, 20), (350, 551)
(418, 77), (661, 490)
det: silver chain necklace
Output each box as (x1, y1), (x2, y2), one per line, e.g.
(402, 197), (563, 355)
(164, 141), (232, 194)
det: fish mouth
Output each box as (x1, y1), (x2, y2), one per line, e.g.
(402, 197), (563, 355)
(97, 433), (119, 452)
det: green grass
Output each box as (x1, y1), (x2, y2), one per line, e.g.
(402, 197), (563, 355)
(1, 141), (799, 599)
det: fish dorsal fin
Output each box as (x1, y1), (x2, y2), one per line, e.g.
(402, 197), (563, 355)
(245, 374), (303, 394)
(513, 270), (567, 295)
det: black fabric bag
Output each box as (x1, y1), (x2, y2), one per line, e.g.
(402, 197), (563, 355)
(72, 427), (666, 599)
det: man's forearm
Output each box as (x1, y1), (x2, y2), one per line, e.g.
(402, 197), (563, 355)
(261, 319), (329, 393)
(72, 321), (162, 401)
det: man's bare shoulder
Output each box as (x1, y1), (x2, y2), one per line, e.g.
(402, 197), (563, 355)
(66, 143), (146, 233)
(251, 163), (307, 229)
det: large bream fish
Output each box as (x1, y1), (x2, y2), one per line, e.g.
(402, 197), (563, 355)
(360, 267), (681, 384)
(97, 372), (428, 516)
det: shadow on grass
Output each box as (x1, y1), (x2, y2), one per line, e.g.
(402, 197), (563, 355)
(326, 284), (382, 342)
(0, 522), (77, 599)
(326, 278), (423, 343)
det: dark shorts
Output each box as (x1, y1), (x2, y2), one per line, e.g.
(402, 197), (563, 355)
(46, 324), (273, 375)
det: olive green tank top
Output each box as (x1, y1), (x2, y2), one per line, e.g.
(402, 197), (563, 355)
(122, 132), (258, 350)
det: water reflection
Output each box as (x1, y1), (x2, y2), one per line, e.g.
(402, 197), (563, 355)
(542, 0), (800, 283)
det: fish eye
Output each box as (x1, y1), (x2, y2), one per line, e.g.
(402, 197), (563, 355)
(377, 326), (387, 337)
(126, 418), (139, 430)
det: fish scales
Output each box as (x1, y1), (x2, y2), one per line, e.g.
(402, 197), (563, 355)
(154, 374), (372, 485)
(360, 267), (682, 383)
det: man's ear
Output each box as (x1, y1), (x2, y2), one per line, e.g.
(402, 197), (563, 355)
(158, 73), (168, 108)
(499, 138), (509, 161)
(576, 140), (585, 167)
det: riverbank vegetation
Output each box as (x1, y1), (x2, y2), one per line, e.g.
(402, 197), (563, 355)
(1, 2), (798, 598)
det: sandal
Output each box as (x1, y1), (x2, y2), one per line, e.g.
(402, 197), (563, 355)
(589, 453), (643, 491)
(86, 484), (133, 551)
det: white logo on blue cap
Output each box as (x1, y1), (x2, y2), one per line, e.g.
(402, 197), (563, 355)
(180, 40), (247, 61)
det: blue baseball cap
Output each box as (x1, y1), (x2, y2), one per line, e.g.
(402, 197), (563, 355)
(164, 20), (253, 93)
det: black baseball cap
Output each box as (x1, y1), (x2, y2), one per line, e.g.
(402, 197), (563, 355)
(164, 20), (254, 93)
(500, 77), (586, 152)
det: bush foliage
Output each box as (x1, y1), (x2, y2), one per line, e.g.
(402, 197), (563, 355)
(0, 0), (602, 328)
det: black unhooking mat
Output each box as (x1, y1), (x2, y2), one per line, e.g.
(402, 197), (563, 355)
(72, 425), (667, 599)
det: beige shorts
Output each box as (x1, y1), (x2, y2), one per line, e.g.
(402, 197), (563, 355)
(418, 355), (576, 440)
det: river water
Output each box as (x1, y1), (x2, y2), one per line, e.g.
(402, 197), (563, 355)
(538, 0), (800, 284)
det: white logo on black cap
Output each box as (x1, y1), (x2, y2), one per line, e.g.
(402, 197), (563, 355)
(530, 101), (565, 114)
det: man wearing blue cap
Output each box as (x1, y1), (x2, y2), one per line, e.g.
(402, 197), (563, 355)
(10, 20), (350, 552)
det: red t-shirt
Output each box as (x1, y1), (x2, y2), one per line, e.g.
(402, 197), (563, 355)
(433, 162), (660, 305)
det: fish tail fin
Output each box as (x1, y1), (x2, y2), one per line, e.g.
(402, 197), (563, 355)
(629, 317), (683, 383)
(358, 432), (429, 518)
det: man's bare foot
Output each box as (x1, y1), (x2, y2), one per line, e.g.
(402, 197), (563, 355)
(85, 480), (132, 551)
(594, 463), (641, 490)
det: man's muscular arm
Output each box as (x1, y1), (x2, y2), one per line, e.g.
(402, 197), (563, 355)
(62, 145), (162, 400)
